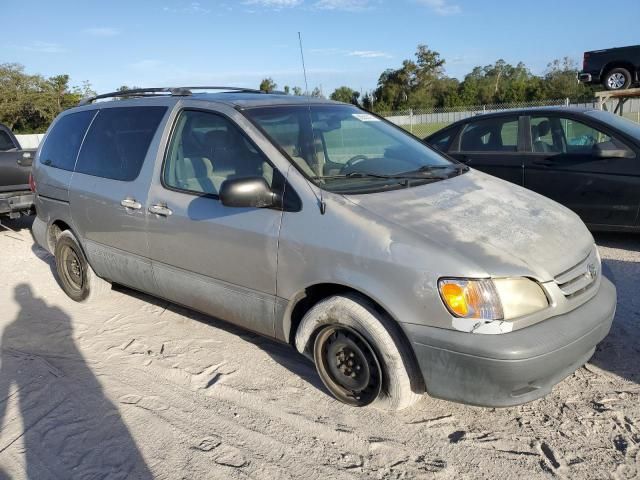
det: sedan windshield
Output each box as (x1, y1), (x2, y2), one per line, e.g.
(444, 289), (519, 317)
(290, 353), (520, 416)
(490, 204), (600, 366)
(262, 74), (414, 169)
(244, 105), (463, 193)
(585, 110), (640, 139)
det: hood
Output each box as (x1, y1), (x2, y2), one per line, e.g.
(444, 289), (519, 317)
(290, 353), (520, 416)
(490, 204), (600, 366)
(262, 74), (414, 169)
(344, 170), (593, 282)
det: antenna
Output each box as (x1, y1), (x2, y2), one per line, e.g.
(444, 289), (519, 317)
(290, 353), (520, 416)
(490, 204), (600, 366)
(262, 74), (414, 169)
(298, 32), (310, 95)
(297, 32), (326, 214)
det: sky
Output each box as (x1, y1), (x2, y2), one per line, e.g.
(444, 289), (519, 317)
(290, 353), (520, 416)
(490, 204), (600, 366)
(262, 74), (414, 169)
(4, 0), (640, 96)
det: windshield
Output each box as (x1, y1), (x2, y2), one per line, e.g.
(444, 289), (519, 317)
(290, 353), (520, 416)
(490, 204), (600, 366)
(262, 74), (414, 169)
(584, 110), (640, 140)
(244, 105), (462, 193)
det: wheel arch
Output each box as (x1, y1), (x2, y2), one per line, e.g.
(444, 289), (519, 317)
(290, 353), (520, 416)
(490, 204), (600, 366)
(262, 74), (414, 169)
(47, 219), (73, 253)
(281, 282), (426, 394)
(602, 61), (637, 81)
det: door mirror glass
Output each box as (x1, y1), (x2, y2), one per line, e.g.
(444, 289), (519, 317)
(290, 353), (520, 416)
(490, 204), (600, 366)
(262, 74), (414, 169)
(592, 142), (635, 159)
(219, 177), (277, 208)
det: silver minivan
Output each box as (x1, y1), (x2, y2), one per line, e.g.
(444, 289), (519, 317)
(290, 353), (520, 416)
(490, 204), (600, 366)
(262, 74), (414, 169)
(31, 87), (617, 410)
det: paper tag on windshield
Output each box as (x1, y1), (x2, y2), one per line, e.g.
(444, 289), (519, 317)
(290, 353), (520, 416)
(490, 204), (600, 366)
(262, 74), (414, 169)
(352, 113), (380, 122)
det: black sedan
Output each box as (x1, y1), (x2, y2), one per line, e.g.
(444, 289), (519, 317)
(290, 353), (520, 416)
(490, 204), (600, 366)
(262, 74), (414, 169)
(424, 108), (640, 232)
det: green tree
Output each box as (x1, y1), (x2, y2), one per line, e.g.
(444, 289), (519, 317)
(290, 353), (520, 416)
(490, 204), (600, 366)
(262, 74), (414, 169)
(544, 57), (593, 101)
(292, 86), (303, 96)
(283, 85), (291, 95)
(259, 77), (277, 93)
(372, 45), (448, 112)
(0, 63), (97, 133)
(330, 86), (360, 105)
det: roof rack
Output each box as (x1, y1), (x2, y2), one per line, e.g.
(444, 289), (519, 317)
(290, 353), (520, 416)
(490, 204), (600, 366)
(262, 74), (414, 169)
(78, 86), (265, 106)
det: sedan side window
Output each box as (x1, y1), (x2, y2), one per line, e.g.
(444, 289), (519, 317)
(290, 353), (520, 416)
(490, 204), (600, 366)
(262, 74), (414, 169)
(458, 117), (519, 152)
(164, 110), (274, 196)
(531, 116), (633, 156)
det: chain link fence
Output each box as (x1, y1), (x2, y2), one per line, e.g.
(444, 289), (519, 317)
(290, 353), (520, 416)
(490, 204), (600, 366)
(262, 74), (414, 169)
(382, 98), (640, 138)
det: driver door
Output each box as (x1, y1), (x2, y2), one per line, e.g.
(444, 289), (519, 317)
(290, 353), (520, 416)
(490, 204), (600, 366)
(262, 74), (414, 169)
(522, 114), (639, 227)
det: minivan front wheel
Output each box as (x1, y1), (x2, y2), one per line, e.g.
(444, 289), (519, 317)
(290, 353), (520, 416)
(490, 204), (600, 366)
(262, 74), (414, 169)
(54, 230), (111, 302)
(314, 325), (382, 407)
(295, 294), (423, 410)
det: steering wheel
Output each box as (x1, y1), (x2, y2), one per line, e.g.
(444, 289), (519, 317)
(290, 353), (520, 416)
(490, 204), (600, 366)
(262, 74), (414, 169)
(342, 155), (368, 172)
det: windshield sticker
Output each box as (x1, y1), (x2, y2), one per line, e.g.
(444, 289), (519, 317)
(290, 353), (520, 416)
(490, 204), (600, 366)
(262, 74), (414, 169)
(352, 113), (380, 122)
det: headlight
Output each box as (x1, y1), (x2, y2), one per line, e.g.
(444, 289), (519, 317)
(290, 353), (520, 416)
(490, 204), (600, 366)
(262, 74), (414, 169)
(438, 277), (548, 321)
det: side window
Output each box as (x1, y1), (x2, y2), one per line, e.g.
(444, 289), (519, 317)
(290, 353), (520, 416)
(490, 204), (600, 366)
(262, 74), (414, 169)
(427, 129), (454, 152)
(38, 110), (96, 170)
(531, 116), (632, 156)
(530, 117), (560, 153)
(164, 110), (274, 196)
(458, 117), (519, 152)
(0, 130), (16, 151)
(75, 106), (167, 181)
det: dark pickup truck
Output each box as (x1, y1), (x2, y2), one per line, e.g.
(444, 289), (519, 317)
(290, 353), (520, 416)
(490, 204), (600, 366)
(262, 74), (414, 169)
(0, 123), (36, 219)
(579, 45), (640, 91)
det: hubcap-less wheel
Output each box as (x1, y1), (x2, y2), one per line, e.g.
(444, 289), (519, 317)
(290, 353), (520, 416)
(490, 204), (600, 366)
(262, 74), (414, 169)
(60, 244), (84, 294)
(607, 72), (627, 90)
(313, 326), (382, 406)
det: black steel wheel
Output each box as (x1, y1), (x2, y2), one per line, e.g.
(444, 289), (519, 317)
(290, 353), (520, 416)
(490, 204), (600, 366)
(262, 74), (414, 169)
(313, 325), (382, 407)
(59, 242), (85, 296)
(54, 230), (111, 303)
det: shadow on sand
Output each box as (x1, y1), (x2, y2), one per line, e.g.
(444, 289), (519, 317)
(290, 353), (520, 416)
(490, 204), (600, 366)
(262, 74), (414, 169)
(0, 284), (153, 479)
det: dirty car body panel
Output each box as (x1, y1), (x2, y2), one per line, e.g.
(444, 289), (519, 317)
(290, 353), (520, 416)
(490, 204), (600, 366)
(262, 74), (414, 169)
(31, 91), (617, 407)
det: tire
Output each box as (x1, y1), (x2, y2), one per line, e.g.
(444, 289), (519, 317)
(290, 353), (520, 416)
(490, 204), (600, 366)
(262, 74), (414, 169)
(604, 68), (632, 91)
(54, 230), (111, 302)
(295, 294), (423, 410)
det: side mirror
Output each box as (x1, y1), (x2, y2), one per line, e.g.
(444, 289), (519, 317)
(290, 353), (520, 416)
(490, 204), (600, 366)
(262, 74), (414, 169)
(592, 142), (635, 159)
(219, 177), (278, 208)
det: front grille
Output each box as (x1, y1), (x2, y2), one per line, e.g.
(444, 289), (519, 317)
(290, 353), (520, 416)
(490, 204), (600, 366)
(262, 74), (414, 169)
(554, 247), (600, 299)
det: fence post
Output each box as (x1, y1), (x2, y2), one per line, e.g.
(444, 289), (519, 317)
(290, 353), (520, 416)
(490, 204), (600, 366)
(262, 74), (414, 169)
(565, 98), (570, 107)
(409, 109), (414, 134)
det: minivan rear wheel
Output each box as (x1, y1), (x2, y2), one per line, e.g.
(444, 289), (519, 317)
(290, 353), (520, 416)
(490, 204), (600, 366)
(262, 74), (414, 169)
(296, 294), (423, 410)
(54, 230), (111, 302)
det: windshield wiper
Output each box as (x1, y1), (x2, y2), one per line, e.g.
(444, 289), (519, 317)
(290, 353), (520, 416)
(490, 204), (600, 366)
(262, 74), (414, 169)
(404, 164), (469, 175)
(313, 171), (447, 181)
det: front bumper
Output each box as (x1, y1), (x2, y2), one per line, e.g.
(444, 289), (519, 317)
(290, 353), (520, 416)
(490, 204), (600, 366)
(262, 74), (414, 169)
(404, 277), (616, 407)
(0, 191), (34, 217)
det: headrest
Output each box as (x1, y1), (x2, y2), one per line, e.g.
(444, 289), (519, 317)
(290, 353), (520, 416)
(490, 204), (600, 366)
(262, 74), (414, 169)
(536, 120), (551, 137)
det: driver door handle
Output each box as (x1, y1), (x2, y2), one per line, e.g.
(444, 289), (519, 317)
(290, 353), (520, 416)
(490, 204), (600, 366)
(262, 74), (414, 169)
(149, 204), (173, 217)
(533, 159), (554, 167)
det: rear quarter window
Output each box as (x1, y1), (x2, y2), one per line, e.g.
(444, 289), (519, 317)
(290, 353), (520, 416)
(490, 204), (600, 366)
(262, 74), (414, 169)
(75, 106), (167, 181)
(39, 110), (97, 170)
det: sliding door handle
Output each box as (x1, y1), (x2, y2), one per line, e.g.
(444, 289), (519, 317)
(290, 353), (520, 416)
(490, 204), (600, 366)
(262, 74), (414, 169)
(120, 198), (142, 210)
(149, 204), (173, 216)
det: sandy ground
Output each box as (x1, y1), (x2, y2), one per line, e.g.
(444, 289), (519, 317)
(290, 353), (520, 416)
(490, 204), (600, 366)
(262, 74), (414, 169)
(0, 216), (638, 480)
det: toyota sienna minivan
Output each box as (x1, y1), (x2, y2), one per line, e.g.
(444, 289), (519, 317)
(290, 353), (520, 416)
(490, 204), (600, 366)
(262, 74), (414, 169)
(31, 87), (616, 410)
